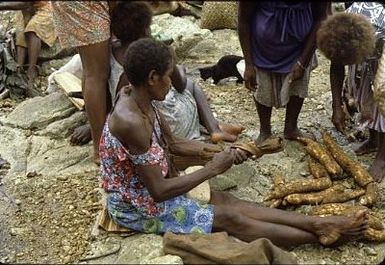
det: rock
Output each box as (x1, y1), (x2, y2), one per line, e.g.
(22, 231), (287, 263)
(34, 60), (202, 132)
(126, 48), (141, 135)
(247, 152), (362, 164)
(57, 175), (68, 181)
(0, 92), (76, 131)
(209, 173), (237, 191)
(115, 234), (164, 264)
(15, 199), (21, 205)
(0, 126), (28, 176)
(26, 171), (38, 178)
(142, 255), (183, 264)
(36, 111), (87, 139)
(26, 136), (96, 177)
(363, 247), (377, 256)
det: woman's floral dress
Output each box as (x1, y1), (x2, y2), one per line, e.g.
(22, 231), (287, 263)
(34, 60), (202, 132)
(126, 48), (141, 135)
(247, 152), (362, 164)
(99, 105), (214, 234)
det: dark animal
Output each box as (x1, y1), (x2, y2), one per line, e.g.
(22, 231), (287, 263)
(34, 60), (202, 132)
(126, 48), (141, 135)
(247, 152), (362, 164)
(199, 55), (244, 85)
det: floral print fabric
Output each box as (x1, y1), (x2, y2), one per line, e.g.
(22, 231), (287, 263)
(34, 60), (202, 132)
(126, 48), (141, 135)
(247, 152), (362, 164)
(99, 106), (214, 234)
(51, 1), (110, 49)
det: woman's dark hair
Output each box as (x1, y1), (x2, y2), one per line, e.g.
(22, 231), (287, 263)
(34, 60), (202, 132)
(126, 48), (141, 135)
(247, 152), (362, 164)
(111, 1), (153, 44)
(317, 12), (376, 65)
(123, 38), (172, 87)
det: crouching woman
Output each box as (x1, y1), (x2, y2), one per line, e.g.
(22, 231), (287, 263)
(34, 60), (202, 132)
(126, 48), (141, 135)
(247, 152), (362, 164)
(100, 38), (368, 248)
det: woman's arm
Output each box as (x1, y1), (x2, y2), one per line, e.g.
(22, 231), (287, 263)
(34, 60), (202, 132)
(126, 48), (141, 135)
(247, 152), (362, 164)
(238, 1), (258, 91)
(330, 62), (346, 133)
(297, 2), (330, 68)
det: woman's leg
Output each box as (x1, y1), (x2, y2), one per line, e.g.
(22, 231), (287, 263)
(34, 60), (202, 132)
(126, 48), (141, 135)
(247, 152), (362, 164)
(213, 205), (317, 247)
(78, 40), (110, 164)
(283, 95), (308, 140)
(186, 81), (240, 143)
(211, 191), (367, 247)
(254, 99), (272, 144)
(25, 31), (41, 91)
(369, 131), (385, 182)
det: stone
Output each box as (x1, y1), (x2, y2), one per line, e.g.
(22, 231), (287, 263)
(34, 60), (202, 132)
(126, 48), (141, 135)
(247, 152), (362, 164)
(36, 111), (87, 139)
(0, 92), (76, 131)
(142, 255), (183, 264)
(0, 126), (28, 176)
(26, 136), (96, 177)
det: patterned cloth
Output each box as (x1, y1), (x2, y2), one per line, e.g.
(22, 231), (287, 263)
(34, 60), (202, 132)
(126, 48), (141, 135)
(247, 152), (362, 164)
(99, 103), (214, 234)
(345, 2), (385, 133)
(51, 1), (111, 49)
(15, 2), (56, 47)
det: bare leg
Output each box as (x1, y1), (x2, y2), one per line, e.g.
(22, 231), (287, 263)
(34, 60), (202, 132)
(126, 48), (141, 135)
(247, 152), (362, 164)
(284, 96), (313, 140)
(16, 45), (27, 71)
(211, 191), (367, 247)
(213, 206), (317, 247)
(354, 129), (378, 155)
(78, 40), (110, 164)
(186, 81), (238, 143)
(369, 131), (385, 182)
(254, 99), (272, 144)
(25, 31), (41, 92)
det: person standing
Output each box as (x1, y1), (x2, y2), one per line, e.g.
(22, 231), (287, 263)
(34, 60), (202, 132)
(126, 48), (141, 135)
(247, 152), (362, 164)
(238, 2), (330, 144)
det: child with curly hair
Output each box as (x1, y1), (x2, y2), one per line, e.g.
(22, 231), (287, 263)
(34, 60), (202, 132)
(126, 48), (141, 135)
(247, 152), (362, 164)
(317, 3), (385, 181)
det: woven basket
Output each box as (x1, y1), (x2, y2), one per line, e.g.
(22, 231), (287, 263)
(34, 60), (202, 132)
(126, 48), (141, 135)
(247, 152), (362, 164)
(200, 1), (238, 30)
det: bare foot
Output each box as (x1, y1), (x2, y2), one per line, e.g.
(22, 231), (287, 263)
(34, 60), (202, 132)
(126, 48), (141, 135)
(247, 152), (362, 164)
(313, 209), (368, 246)
(369, 158), (385, 182)
(254, 132), (272, 145)
(70, 124), (92, 146)
(211, 131), (237, 143)
(284, 128), (315, 141)
(218, 122), (245, 136)
(353, 139), (378, 156)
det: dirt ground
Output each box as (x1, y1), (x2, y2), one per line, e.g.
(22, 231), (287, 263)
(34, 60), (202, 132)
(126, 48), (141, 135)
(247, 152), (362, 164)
(1, 10), (385, 265)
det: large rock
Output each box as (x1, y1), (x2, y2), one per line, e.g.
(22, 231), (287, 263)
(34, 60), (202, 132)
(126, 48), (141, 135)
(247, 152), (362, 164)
(36, 111), (87, 139)
(152, 14), (212, 59)
(1, 92), (76, 131)
(26, 136), (95, 176)
(0, 126), (28, 177)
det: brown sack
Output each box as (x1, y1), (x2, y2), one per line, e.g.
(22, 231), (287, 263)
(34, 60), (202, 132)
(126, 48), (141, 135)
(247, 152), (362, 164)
(200, 1), (238, 30)
(163, 232), (297, 264)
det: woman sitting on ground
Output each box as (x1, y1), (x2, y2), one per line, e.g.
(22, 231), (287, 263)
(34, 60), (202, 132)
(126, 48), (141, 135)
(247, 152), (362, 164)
(71, 1), (243, 146)
(100, 37), (368, 248)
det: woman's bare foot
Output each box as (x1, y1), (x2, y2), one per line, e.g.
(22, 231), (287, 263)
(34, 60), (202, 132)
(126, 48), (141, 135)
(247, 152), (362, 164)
(218, 122), (245, 136)
(284, 128), (315, 141)
(211, 131), (237, 143)
(70, 124), (92, 146)
(369, 158), (385, 182)
(254, 132), (272, 145)
(312, 209), (368, 246)
(353, 139), (378, 156)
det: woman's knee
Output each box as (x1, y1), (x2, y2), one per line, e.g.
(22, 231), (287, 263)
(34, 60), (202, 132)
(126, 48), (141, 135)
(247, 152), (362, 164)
(213, 205), (243, 230)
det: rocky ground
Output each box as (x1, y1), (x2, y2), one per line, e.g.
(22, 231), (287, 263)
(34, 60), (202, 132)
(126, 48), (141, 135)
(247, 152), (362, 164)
(1, 11), (385, 265)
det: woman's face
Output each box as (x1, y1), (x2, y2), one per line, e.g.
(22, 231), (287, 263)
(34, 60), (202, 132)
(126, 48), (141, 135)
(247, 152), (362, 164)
(149, 62), (173, 101)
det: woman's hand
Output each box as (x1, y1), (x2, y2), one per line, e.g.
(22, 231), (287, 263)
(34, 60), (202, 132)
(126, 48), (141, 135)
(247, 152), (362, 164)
(332, 104), (346, 134)
(233, 149), (249, 165)
(244, 64), (258, 91)
(207, 148), (235, 175)
(288, 61), (306, 84)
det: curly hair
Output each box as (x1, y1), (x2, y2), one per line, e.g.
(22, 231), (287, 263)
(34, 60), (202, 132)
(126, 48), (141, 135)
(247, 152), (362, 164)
(123, 38), (172, 87)
(111, 1), (153, 44)
(317, 12), (376, 65)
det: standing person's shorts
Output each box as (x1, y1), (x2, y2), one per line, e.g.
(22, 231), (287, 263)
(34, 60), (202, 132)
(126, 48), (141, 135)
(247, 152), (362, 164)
(15, 2), (57, 48)
(51, 1), (110, 49)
